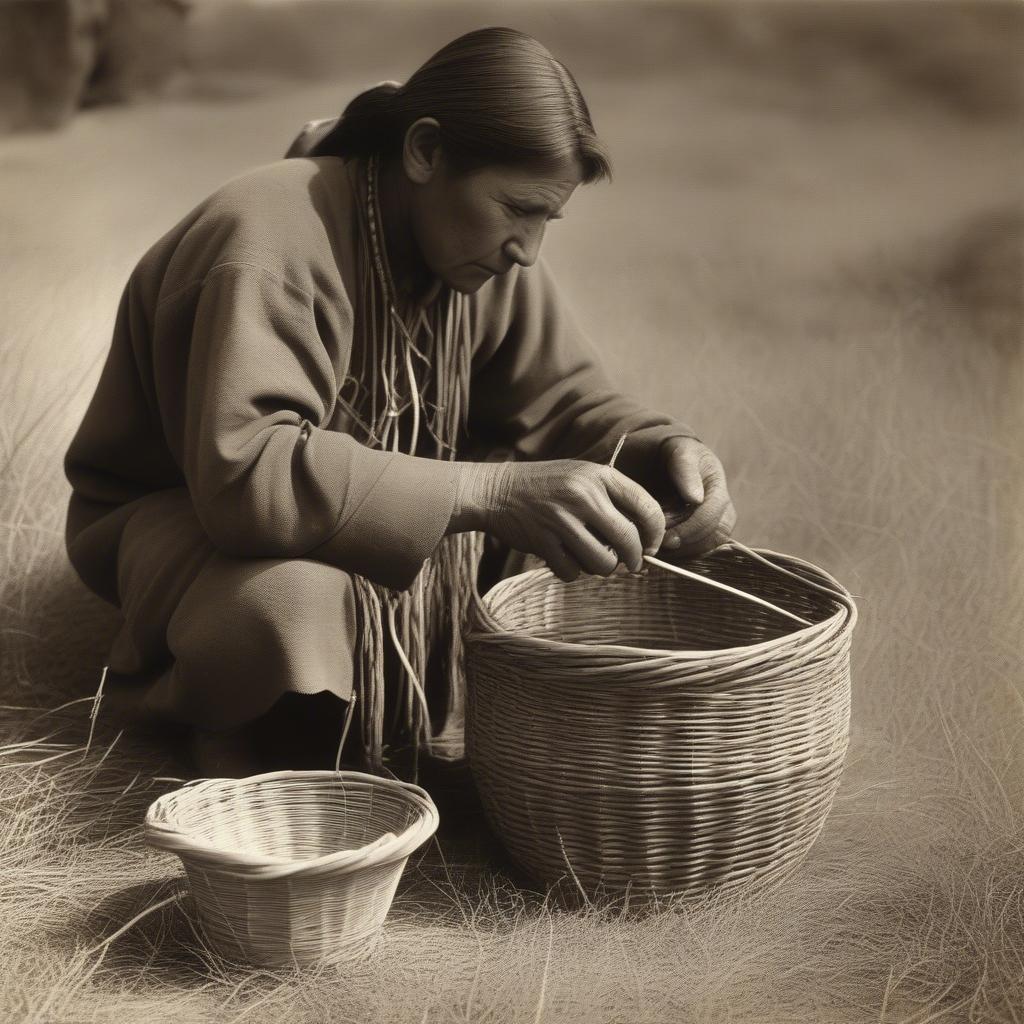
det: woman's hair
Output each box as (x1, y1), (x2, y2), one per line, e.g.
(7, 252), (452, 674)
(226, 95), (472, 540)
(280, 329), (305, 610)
(312, 27), (612, 182)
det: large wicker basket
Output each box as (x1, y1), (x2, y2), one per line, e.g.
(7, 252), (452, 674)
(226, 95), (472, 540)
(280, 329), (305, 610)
(145, 770), (438, 965)
(464, 543), (856, 899)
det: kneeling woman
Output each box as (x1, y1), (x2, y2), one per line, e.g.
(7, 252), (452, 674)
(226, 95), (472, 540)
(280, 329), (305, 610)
(63, 28), (736, 776)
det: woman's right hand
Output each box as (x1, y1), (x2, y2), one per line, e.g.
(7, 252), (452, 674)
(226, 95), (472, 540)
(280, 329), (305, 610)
(451, 460), (665, 582)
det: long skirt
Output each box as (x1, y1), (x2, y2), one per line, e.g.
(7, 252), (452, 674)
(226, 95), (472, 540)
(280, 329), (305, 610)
(95, 486), (361, 733)
(86, 486), (512, 751)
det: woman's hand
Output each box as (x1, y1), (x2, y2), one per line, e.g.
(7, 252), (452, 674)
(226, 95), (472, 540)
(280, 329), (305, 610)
(656, 436), (737, 558)
(451, 460), (665, 582)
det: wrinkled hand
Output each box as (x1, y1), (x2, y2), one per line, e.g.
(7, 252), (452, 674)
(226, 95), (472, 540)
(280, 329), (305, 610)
(453, 459), (665, 582)
(657, 436), (736, 558)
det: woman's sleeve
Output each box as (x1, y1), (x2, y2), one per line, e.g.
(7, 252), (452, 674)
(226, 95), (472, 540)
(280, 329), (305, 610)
(468, 256), (700, 485)
(164, 263), (459, 591)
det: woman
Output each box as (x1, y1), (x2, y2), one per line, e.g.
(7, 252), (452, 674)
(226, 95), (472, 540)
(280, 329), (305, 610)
(63, 28), (736, 777)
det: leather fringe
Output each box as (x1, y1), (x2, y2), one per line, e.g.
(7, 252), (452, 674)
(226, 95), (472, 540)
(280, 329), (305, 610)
(353, 530), (484, 770)
(344, 156), (483, 770)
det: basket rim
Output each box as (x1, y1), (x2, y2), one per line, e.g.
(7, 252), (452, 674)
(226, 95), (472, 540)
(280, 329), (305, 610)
(143, 769), (439, 880)
(467, 544), (857, 662)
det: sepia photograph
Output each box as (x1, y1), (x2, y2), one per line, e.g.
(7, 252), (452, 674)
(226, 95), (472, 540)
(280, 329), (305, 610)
(0, 0), (1021, 1020)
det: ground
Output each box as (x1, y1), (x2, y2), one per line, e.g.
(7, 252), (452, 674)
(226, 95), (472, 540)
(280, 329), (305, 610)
(0, 2), (1022, 1022)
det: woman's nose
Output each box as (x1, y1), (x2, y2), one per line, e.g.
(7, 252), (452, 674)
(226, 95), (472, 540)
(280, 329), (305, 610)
(504, 223), (545, 269)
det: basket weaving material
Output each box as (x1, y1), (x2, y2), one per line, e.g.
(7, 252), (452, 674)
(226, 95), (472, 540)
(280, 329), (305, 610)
(464, 543), (857, 899)
(145, 770), (438, 965)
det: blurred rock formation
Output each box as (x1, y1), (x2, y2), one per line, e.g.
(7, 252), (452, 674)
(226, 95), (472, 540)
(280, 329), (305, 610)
(0, 0), (188, 134)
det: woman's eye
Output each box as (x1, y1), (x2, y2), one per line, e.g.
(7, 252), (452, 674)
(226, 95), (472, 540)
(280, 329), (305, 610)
(504, 202), (560, 223)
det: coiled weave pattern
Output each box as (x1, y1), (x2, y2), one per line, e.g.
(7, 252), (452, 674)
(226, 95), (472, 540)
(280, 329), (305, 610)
(464, 544), (857, 898)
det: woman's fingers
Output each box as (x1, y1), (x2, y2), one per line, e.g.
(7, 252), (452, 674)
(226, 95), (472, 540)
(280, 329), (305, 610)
(664, 448), (733, 549)
(577, 495), (645, 572)
(538, 538), (583, 583)
(603, 468), (666, 556)
(552, 507), (624, 577)
(487, 458), (672, 579)
(664, 437), (706, 506)
(539, 465), (658, 575)
(721, 500), (737, 538)
(567, 467), (666, 573)
(669, 503), (737, 557)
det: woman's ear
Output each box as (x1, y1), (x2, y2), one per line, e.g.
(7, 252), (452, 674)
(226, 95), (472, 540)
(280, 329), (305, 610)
(402, 117), (443, 184)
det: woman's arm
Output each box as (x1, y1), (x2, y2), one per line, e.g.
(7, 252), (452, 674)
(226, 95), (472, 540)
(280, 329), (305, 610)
(467, 255), (697, 481)
(163, 263), (461, 591)
(466, 257), (735, 557)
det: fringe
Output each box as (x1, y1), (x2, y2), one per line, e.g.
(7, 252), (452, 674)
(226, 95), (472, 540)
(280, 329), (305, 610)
(344, 156), (483, 771)
(353, 531), (484, 771)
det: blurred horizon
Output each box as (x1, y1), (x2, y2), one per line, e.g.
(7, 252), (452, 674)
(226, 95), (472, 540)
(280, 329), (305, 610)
(181, 0), (1022, 120)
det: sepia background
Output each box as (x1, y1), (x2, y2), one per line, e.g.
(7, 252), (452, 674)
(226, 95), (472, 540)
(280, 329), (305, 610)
(0, 1), (1021, 1021)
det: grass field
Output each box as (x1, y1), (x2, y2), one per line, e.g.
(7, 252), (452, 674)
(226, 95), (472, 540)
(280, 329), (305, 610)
(1, 2), (1022, 1021)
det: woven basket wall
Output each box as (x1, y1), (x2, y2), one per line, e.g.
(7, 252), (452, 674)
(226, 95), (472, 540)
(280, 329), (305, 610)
(464, 544), (857, 899)
(145, 771), (438, 966)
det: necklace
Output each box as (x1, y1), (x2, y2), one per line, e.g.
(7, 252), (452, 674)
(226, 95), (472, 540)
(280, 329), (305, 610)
(363, 152), (426, 452)
(345, 152), (465, 459)
(365, 153), (423, 352)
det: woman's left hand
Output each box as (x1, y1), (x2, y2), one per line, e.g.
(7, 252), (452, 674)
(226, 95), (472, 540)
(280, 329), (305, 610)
(657, 436), (737, 558)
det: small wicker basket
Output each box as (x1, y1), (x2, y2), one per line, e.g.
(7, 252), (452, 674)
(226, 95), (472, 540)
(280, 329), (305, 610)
(464, 543), (857, 900)
(145, 770), (438, 966)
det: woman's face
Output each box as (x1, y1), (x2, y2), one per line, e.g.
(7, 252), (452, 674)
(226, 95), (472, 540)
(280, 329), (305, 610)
(408, 152), (585, 293)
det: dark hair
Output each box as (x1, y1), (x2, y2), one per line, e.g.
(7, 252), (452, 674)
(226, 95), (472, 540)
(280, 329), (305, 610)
(312, 27), (612, 183)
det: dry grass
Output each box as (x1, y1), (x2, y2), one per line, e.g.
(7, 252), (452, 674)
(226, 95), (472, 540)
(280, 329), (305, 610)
(1, 3), (1022, 1021)
(0, 715), (1021, 1022)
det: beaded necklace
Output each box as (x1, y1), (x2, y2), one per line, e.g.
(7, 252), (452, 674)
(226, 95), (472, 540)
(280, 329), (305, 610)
(365, 151), (426, 454)
(340, 153), (469, 462)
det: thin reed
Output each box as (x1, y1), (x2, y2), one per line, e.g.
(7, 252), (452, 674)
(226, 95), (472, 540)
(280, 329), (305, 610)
(144, 770), (439, 966)
(464, 544), (857, 898)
